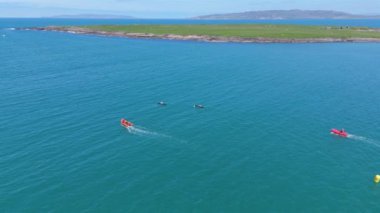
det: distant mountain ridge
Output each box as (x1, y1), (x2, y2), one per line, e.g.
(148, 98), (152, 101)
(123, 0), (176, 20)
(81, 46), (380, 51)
(194, 10), (380, 20)
(50, 14), (134, 19)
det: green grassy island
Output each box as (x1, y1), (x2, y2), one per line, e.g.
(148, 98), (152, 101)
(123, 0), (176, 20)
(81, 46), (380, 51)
(28, 24), (380, 43)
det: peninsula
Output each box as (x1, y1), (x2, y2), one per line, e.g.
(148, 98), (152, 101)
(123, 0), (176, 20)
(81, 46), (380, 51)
(25, 24), (380, 43)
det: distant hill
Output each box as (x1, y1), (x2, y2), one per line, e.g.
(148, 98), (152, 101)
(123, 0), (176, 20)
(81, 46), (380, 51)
(194, 10), (380, 20)
(50, 14), (134, 19)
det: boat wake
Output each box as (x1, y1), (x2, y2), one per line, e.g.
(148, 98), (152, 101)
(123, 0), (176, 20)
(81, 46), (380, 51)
(347, 134), (380, 148)
(126, 126), (170, 138)
(123, 126), (187, 143)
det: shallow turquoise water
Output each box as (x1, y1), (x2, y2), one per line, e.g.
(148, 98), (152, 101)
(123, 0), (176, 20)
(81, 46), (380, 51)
(2, 19), (380, 212)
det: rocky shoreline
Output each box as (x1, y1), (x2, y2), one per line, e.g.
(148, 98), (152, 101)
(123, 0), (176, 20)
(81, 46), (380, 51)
(21, 26), (380, 43)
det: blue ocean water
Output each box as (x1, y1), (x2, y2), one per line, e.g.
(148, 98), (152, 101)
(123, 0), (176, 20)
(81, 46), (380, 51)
(1, 19), (380, 212)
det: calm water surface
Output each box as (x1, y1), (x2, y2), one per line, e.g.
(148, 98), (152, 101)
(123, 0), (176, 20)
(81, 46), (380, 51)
(1, 19), (380, 212)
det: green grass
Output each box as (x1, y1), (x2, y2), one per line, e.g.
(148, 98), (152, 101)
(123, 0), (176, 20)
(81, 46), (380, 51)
(82, 24), (380, 39)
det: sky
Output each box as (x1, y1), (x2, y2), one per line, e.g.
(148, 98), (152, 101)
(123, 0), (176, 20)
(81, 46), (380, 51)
(1, 0), (380, 18)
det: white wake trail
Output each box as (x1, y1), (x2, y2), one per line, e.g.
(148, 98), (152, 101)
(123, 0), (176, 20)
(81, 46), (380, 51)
(126, 126), (170, 138)
(347, 134), (380, 148)
(121, 123), (187, 143)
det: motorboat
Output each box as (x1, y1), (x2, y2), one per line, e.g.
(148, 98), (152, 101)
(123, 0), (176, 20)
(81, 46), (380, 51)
(330, 128), (348, 137)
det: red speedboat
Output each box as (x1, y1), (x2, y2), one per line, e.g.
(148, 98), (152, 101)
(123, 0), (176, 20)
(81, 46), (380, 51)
(330, 128), (348, 137)
(121, 118), (133, 128)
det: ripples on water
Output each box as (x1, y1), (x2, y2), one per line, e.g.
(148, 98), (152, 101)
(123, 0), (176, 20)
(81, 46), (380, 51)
(2, 19), (380, 212)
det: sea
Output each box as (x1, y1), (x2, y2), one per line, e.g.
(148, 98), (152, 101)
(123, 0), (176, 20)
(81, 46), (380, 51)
(1, 18), (380, 212)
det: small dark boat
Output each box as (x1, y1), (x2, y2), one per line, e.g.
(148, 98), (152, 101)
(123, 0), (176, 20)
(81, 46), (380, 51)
(158, 101), (167, 106)
(194, 104), (204, 109)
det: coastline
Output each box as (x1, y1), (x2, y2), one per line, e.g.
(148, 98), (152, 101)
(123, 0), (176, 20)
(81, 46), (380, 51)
(21, 26), (380, 43)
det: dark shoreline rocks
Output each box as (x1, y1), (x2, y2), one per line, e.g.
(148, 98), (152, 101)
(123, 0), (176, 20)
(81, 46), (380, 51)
(20, 26), (380, 43)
